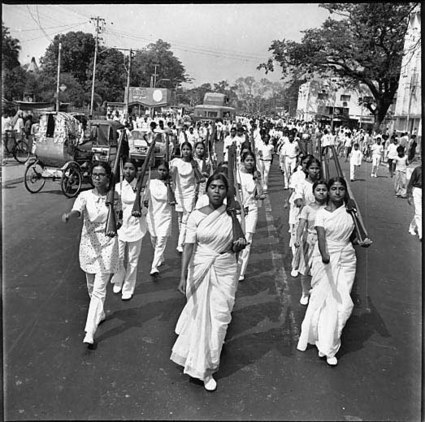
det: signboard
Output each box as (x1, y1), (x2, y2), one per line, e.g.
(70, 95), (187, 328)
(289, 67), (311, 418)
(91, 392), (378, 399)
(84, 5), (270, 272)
(125, 87), (172, 107)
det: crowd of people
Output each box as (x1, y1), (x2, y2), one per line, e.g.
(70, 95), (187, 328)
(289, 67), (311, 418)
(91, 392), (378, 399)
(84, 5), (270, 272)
(57, 112), (421, 392)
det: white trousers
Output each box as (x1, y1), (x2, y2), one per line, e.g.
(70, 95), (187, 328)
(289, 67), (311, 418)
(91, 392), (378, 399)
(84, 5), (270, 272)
(261, 160), (272, 190)
(111, 238), (143, 295)
(409, 187), (422, 239)
(177, 212), (190, 248)
(350, 163), (359, 180)
(238, 232), (254, 278)
(150, 235), (168, 271)
(85, 272), (110, 335)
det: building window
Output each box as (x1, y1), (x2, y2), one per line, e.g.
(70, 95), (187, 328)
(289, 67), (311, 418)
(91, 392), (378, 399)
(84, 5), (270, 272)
(340, 94), (351, 102)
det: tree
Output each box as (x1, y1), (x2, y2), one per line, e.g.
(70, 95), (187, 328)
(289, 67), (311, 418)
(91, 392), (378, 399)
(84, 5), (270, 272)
(40, 31), (96, 87)
(131, 39), (189, 88)
(91, 47), (127, 103)
(258, 3), (420, 129)
(2, 22), (24, 100)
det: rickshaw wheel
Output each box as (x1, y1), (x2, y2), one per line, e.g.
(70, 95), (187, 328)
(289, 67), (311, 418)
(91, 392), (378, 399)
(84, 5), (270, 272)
(13, 140), (30, 164)
(24, 160), (45, 193)
(61, 163), (82, 198)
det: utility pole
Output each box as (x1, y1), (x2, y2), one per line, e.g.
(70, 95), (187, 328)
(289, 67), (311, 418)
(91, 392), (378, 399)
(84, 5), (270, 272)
(125, 49), (132, 120)
(89, 16), (105, 118)
(56, 42), (62, 113)
(153, 63), (159, 88)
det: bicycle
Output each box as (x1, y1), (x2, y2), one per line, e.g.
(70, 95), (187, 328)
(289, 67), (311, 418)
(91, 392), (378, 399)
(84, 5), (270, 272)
(3, 130), (31, 164)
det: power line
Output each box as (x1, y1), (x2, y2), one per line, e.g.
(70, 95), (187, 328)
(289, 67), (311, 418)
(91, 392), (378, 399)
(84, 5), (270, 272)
(104, 27), (267, 63)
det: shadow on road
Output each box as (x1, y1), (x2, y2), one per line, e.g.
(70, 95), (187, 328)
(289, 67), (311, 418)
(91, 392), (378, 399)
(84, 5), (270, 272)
(339, 296), (391, 358)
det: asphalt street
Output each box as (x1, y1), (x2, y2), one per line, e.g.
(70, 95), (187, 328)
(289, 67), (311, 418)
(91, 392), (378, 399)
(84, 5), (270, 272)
(2, 148), (422, 421)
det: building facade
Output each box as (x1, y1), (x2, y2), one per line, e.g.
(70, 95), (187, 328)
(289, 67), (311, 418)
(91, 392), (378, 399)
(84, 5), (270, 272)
(296, 79), (375, 130)
(393, 5), (421, 140)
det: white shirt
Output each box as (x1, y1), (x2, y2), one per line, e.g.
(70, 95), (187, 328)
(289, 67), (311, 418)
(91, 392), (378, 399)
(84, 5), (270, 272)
(116, 179), (147, 242)
(282, 141), (299, 158)
(259, 143), (274, 161)
(387, 143), (399, 159)
(350, 149), (363, 166)
(224, 135), (237, 161)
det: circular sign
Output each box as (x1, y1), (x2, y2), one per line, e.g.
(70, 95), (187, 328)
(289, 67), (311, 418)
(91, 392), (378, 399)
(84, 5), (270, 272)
(153, 89), (163, 102)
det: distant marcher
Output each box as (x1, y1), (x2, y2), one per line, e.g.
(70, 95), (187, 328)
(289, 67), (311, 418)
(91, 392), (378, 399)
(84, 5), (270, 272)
(393, 146), (409, 198)
(349, 143), (363, 182)
(407, 164), (422, 241)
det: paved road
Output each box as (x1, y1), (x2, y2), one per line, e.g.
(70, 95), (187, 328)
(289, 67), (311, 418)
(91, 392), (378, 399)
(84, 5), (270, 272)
(3, 150), (421, 421)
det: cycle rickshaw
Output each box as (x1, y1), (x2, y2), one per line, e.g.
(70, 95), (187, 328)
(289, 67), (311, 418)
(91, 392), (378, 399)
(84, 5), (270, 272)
(24, 113), (124, 198)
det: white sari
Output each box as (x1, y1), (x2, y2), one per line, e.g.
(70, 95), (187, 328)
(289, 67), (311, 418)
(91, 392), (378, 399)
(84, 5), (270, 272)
(170, 205), (238, 381)
(297, 205), (356, 358)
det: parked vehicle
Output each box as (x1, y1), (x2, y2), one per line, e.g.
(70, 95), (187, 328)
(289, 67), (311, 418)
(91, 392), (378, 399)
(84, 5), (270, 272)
(128, 129), (175, 166)
(24, 113), (125, 198)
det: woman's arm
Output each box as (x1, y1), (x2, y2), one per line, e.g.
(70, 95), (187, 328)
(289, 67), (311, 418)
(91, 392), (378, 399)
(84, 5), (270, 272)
(177, 243), (195, 295)
(62, 210), (81, 223)
(295, 218), (307, 247)
(316, 226), (329, 264)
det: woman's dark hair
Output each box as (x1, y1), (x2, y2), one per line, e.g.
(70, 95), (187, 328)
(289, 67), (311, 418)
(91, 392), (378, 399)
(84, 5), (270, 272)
(241, 150), (256, 165)
(312, 179), (328, 192)
(327, 177), (349, 203)
(180, 141), (193, 151)
(306, 156), (321, 169)
(122, 157), (139, 169)
(157, 159), (170, 171)
(194, 141), (205, 150)
(90, 161), (113, 189)
(90, 160), (112, 178)
(206, 172), (229, 192)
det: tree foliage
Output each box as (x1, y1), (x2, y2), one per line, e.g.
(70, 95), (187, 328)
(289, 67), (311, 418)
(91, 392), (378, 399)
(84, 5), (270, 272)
(40, 31), (96, 88)
(131, 39), (188, 88)
(258, 2), (420, 128)
(2, 22), (21, 71)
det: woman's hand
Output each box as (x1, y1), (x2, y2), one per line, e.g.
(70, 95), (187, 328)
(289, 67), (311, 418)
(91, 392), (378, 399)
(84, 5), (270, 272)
(177, 276), (186, 296)
(407, 196), (413, 206)
(106, 230), (116, 238)
(358, 237), (373, 247)
(232, 237), (248, 253)
(294, 198), (303, 208)
(321, 254), (330, 264)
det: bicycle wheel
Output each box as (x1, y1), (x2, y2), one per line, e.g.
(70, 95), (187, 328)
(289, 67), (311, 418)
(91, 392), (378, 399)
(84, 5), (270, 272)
(61, 163), (82, 198)
(13, 140), (30, 164)
(24, 160), (45, 193)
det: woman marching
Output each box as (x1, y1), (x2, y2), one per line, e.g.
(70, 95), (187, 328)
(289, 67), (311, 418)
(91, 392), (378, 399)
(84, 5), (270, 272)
(193, 141), (213, 207)
(170, 141), (198, 252)
(171, 173), (247, 391)
(145, 160), (173, 276)
(237, 150), (260, 281)
(110, 158), (147, 301)
(62, 161), (121, 346)
(290, 157), (321, 277)
(294, 180), (328, 305)
(297, 177), (370, 366)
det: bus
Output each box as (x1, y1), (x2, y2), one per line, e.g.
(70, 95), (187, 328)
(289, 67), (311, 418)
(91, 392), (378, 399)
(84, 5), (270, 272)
(192, 92), (236, 122)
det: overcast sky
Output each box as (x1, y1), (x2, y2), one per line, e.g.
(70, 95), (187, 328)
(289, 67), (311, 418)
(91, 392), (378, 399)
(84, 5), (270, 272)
(3, 3), (330, 87)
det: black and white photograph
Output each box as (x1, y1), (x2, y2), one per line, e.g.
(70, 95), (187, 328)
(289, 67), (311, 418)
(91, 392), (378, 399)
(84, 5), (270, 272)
(2, 3), (422, 420)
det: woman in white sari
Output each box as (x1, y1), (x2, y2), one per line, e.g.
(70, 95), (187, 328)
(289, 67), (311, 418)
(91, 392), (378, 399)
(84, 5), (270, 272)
(297, 177), (369, 366)
(171, 173), (247, 391)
